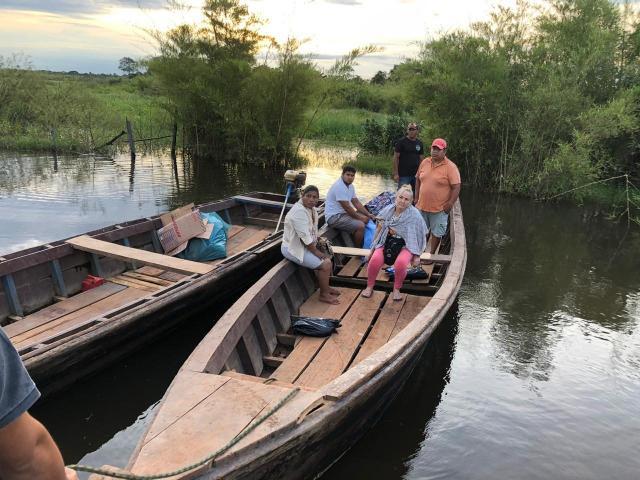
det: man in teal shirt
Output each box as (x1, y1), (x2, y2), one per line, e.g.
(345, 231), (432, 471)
(0, 328), (77, 479)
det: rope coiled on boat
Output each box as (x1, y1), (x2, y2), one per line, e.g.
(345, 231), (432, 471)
(67, 387), (301, 480)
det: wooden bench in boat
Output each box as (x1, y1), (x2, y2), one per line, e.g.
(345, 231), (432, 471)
(232, 195), (296, 210)
(66, 235), (214, 275)
(331, 246), (452, 264)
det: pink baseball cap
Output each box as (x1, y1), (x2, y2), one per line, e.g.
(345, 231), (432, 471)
(431, 138), (447, 149)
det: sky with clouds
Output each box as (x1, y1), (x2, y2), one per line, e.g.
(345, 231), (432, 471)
(0, 0), (635, 76)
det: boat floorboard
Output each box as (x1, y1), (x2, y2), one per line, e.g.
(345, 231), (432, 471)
(132, 375), (302, 476)
(13, 285), (150, 349)
(270, 287), (360, 384)
(271, 288), (430, 389)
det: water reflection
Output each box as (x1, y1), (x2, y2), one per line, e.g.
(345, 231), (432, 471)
(462, 190), (640, 383)
(325, 305), (460, 479)
(0, 148), (393, 255)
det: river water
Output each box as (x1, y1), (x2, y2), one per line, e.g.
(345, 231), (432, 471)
(1, 149), (639, 480)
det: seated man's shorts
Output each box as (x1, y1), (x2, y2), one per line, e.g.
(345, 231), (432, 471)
(327, 213), (363, 233)
(420, 210), (448, 238)
(281, 244), (323, 269)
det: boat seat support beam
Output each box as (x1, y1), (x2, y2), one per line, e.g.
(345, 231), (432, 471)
(89, 253), (105, 278)
(49, 259), (68, 298)
(1, 274), (24, 318)
(121, 238), (138, 270)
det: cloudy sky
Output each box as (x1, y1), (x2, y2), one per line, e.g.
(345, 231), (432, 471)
(0, 0), (627, 77)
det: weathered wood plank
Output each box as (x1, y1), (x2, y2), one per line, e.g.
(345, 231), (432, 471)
(224, 349), (244, 373)
(108, 276), (160, 293)
(227, 225), (246, 239)
(4, 283), (126, 338)
(66, 235), (213, 275)
(143, 371), (230, 443)
(121, 271), (174, 286)
(295, 290), (385, 389)
(131, 378), (290, 476)
(222, 371), (316, 392)
(270, 287), (360, 384)
(351, 295), (407, 366)
(232, 195), (295, 210)
(256, 308), (278, 355)
(12, 287), (148, 348)
(270, 289), (291, 333)
(241, 323), (264, 376)
(331, 246), (452, 264)
(389, 294), (431, 339)
(283, 274), (306, 314)
(243, 216), (279, 228)
(298, 268), (316, 298)
(336, 257), (362, 278)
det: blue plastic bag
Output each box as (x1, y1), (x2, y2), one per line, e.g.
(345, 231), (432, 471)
(177, 212), (230, 262)
(363, 220), (376, 249)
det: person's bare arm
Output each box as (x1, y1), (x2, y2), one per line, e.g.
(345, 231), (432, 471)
(351, 197), (375, 220)
(338, 200), (369, 223)
(443, 184), (461, 213)
(0, 412), (77, 480)
(414, 174), (422, 205)
(392, 151), (400, 182)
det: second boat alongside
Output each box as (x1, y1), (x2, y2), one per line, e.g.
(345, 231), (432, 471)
(1, 192), (318, 395)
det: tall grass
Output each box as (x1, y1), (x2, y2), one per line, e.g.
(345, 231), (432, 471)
(305, 108), (388, 142)
(1, 72), (174, 153)
(346, 153), (392, 175)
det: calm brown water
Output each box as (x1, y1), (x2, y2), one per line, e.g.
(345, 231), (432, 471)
(1, 149), (639, 480)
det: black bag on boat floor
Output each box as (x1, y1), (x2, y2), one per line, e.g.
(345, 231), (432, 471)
(385, 266), (428, 280)
(291, 315), (341, 337)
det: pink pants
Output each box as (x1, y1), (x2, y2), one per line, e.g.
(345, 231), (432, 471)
(367, 247), (413, 290)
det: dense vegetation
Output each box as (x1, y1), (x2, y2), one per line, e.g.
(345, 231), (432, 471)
(1, 0), (639, 210)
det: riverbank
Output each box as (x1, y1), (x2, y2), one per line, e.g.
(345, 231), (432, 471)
(0, 70), (380, 153)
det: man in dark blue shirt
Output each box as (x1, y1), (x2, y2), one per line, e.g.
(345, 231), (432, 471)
(0, 328), (77, 479)
(392, 122), (425, 193)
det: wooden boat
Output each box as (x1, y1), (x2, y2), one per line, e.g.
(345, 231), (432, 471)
(98, 200), (465, 480)
(0, 192), (320, 396)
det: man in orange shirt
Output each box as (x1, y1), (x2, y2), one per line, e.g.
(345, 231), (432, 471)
(415, 138), (461, 256)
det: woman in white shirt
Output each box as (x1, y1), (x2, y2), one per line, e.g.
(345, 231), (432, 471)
(281, 185), (340, 305)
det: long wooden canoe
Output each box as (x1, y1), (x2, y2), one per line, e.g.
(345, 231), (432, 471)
(92, 200), (465, 480)
(0, 192), (321, 396)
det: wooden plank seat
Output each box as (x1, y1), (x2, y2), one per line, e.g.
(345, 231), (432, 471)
(67, 235), (214, 275)
(232, 195), (296, 210)
(331, 246), (452, 265)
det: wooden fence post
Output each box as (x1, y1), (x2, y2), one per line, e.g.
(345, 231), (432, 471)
(171, 122), (178, 159)
(126, 118), (136, 160)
